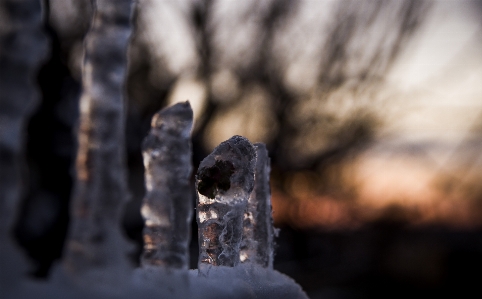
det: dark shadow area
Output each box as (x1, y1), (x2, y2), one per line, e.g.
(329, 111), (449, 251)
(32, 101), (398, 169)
(275, 224), (482, 298)
(197, 160), (235, 199)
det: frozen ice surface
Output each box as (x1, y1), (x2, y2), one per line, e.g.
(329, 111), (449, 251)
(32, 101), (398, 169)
(141, 101), (194, 269)
(240, 143), (277, 268)
(62, 0), (134, 283)
(196, 136), (257, 271)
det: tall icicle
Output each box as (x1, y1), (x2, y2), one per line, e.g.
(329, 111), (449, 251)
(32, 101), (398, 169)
(196, 136), (256, 273)
(63, 0), (134, 280)
(141, 102), (193, 269)
(240, 143), (276, 268)
(0, 0), (48, 287)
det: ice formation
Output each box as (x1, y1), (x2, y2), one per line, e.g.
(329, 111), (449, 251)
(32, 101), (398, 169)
(1, 0), (308, 297)
(141, 102), (193, 269)
(63, 0), (134, 280)
(0, 0), (48, 288)
(240, 143), (276, 268)
(196, 136), (257, 271)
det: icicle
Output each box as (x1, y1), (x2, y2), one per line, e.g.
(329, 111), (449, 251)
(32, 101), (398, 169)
(240, 143), (276, 268)
(0, 0), (48, 287)
(141, 102), (194, 269)
(63, 0), (134, 279)
(196, 136), (256, 273)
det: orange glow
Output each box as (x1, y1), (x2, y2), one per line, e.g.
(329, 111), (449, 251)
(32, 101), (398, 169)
(271, 149), (482, 230)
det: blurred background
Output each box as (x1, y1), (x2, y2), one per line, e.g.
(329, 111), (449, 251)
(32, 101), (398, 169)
(12, 0), (482, 297)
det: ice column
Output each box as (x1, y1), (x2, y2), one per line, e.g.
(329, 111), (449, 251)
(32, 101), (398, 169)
(141, 102), (193, 269)
(63, 0), (134, 278)
(240, 143), (276, 268)
(0, 0), (48, 286)
(196, 136), (257, 271)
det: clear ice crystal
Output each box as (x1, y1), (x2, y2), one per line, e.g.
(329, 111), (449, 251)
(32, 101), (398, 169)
(63, 0), (133, 279)
(141, 101), (194, 269)
(196, 136), (257, 272)
(240, 143), (276, 268)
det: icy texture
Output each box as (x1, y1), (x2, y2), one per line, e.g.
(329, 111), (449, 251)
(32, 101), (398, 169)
(240, 143), (276, 268)
(1, 1), (309, 298)
(0, 0), (48, 288)
(63, 0), (134, 281)
(196, 136), (257, 272)
(188, 265), (309, 299)
(141, 102), (193, 269)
